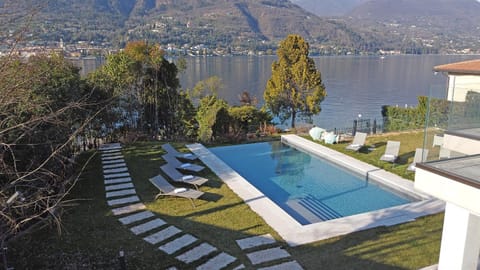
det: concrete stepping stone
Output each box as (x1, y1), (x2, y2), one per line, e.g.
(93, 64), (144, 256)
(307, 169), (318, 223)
(105, 177), (132, 185)
(103, 163), (127, 169)
(111, 203), (146, 216)
(107, 195), (140, 206)
(102, 158), (125, 165)
(106, 188), (136, 198)
(105, 182), (134, 191)
(101, 142), (121, 146)
(118, 211), (155, 225)
(100, 149), (121, 154)
(103, 167), (128, 174)
(104, 172), (130, 179)
(102, 155), (124, 161)
(233, 264), (245, 270)
(100, 144), (121, 151)
(246, 247), (291, 265)
(130, 218), (166, 235)
(196, 252), (236, 270)
(102, 152), (122, 157)
(257, 261), (303, 270)
(236, 234), (276, 250)
(175, 243), (217, 264)
(100, 147), (122, 154)
(158, 234), (197, 255)
(144, 226), (181, 245)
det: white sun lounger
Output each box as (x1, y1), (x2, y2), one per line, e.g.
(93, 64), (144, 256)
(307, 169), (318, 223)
(160, 164), (208, 189)
(380, 140), (400, 163)
(162, 154), (205, 173)
(149, 174), (204, 208)
(346, 132), (367, 151)
(432, 134), (443, 147)
(407, 148), (429, 171)
(162, 143), (198, 161)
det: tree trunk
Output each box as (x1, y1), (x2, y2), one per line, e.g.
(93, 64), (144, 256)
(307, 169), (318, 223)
(291, 110), (296, 128)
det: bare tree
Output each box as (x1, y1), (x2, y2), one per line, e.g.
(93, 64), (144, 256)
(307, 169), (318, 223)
(0, 53), (112, 254)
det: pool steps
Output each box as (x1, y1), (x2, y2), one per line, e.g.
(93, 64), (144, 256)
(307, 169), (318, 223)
(298, 195), (343, 221)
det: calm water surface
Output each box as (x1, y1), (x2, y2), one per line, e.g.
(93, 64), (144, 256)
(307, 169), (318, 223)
(180, 55), (479, 129)
(210, 141), (411, 224)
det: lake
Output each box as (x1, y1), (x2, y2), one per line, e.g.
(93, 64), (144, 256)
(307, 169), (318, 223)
(179, 55), (479, 130)
(73, 54), (480, 130)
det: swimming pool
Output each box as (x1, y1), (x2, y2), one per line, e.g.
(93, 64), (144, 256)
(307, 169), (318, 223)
(210, 141), (412, 225)
(188, 135), (444, 246)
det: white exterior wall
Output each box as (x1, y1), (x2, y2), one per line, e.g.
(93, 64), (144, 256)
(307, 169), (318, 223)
(447, 75), (480, 102)
(443, 134), (480, 156)
(415, 168), (480, 216)
(438, 203), (480, 270)
(415, 169), (480, 269)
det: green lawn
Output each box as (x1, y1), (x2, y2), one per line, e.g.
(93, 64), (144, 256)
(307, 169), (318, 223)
(8, 132), (443, 269)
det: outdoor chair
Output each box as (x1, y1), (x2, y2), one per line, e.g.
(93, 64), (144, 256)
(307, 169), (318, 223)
(407, 148), (429, 171)
(149, 174), (204, 208)
(346, 132), (367, 151)
(161, 143), (198, 161)
(380, 140), (401, 163)
(160, 163), (208, 189)
(432, 134), (444, 147)
(162, 153), (205, 172)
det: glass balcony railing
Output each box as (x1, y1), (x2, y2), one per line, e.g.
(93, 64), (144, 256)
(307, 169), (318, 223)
(423, 84), (480, 162)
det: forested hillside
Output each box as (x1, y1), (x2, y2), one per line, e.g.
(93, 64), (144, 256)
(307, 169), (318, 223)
(1, 0), (480, 54)
(0, 0), (377, 54)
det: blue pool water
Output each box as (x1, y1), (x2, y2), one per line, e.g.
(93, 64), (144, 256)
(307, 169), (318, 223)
(210, 141), (412, 225)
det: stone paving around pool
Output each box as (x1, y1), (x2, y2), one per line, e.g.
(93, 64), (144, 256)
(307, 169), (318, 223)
(99, 143), (303, 270)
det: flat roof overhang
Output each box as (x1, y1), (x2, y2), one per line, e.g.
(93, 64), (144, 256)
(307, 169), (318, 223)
(415, 155), (480, 216)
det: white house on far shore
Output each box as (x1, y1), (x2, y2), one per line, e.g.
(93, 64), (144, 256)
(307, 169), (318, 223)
(414, 59), (480, 270)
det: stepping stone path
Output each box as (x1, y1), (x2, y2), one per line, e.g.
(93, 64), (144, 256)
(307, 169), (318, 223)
(103, 167), (128, 174)
(235, 234), (304, 269)
(144, 226), (181, 245)
(102, 158), (125, 165)
(196, 252), (237, 270)
(118, 211), (154, 225)
(103, 162), (127, 169)
(104, 177), (131, 185)
(100, 143), (242, 269)
(106, 188), (137, 198)
(175, 243), (217, 264)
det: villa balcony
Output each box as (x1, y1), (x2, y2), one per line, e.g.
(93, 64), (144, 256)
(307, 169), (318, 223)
(414, 59), (480, 269)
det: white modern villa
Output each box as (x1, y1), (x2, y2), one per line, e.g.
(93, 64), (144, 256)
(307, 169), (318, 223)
(414, 59), (480, 269)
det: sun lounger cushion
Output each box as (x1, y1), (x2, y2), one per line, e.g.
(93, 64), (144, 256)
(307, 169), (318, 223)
(174, 188), (187, 193)
(324, 132), (337, 144)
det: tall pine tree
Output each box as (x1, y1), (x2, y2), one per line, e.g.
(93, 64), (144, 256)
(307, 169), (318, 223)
(264, 35), (326, 128)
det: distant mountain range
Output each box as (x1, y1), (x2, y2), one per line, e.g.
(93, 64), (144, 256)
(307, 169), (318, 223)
(1, 0), (480, 55)
(345, 0), (480, 54)
(348, 0), (480, 19)
(294, 0), (480, 54)
(290, 0), (368, 16)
